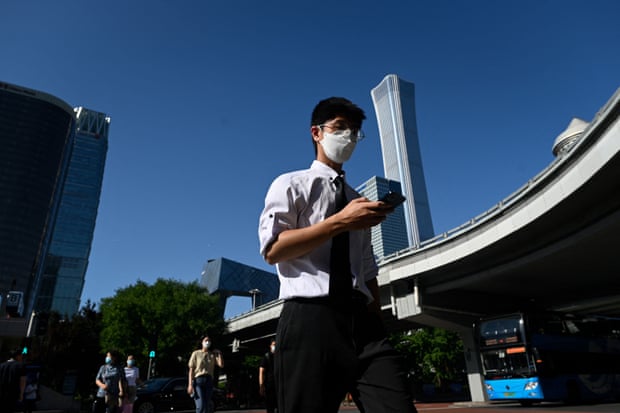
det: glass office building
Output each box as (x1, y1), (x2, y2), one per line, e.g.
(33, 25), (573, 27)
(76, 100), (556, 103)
(357, 176), (409, 261)
(201, 257), (280, 313)
(36, 107), (110, 316)
(371, 74), (434, 248)
(0, 81), (75, 318)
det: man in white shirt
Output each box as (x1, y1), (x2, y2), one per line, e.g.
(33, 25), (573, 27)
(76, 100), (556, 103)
(259, 97), (416, 413)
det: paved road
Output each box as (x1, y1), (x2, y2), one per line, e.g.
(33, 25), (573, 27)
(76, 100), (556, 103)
(210, 401), (620, 413)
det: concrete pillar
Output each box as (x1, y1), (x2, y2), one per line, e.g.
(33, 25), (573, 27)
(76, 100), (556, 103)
(460, 329), (487, 402)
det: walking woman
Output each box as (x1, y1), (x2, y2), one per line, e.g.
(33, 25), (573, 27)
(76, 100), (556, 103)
(95, 350), (127, 413)
(122, 355), (142, 413)
(187, 335), (224, 413)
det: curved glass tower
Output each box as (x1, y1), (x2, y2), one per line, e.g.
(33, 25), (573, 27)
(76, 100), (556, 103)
(371, 74), (434, 248)
(0, 81), (75, 318)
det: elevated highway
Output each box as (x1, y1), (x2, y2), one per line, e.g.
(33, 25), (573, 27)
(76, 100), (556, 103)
(383, 87), (620, 328)
(224, 88), (620, 400)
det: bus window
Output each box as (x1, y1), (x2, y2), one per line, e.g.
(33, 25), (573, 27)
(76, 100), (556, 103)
(481, 348), (535, 378)
(479, 314), (523, 346)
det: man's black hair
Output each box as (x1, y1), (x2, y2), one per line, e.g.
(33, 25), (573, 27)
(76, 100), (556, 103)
(311, 97), (366, 128)
(310, 97), (366, 155)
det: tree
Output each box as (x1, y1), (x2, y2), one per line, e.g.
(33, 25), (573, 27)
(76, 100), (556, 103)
(391, 327), (465, 391)
(36, 300), (103, 401)
(99, 278), (225, 376)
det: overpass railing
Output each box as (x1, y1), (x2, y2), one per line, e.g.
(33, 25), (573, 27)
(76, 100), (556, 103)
(377, 96), (614, 266)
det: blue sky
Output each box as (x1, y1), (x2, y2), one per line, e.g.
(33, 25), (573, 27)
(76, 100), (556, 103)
(2, 1), (619, 319)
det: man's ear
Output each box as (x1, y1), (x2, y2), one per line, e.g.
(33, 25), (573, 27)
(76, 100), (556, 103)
(311, 125), (321, 142)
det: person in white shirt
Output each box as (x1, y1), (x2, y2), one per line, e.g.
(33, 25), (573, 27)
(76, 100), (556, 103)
(259, 97), (417, 413)
(122, 355), (142, 413)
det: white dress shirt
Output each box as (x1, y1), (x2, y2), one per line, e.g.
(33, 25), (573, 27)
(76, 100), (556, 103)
(259, 160), (377, 301)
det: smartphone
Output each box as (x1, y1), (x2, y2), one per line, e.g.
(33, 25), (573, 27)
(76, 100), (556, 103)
(379, 191), (406, 207)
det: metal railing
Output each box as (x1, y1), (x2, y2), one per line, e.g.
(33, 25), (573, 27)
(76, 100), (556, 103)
(377, 108), (608, 266)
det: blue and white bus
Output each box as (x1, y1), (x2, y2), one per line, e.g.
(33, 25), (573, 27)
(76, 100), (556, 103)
(477, 312), (620, 405)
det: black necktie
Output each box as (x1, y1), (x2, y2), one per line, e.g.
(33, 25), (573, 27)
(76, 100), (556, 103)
(329, 175), (352, 301)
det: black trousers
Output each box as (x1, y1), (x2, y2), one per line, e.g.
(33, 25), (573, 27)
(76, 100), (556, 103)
(274, 296), (416, 413)
(264, 382), (278, 413)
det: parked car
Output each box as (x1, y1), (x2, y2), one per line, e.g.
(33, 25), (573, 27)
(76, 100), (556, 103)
(135, 376), (229, 413)
(134, 376), (227, 413)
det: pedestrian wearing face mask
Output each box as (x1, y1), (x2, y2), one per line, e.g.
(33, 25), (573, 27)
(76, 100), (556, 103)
(122, 355), (142, 413)
(95, 350), (127, 413)
(258, 97), (416, 413)
(187, 335), (224, 413)
(258, 340), (277, 413)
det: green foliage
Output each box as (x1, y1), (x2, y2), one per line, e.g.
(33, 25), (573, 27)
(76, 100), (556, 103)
(243, 354), (263, 370)
(391, 327), (465, 389)
(37, 300), (103, 400)
(99, 278), (225, 376)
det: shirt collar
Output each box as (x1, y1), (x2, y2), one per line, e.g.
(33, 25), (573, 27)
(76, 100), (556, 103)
(311, 160), (345, 180)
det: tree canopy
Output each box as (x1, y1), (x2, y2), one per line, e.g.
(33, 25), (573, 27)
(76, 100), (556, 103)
(99, 278), (225, 376)
(37, 300), (103, 400)
(391, 327), (465, 390)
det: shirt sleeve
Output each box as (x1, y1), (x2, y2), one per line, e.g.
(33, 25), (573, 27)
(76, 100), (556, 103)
(188, 351), (196, 369)
(258, 174), (300, 257)
(96, 365), (104, 382)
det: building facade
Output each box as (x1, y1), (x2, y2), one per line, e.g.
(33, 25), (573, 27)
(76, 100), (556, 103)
(201, 257), (279, 314)
(356, 176), (409, 261)
(36, 107), (110, 316)
(0, 81), (75, 319)
(371, 74), (434, 248)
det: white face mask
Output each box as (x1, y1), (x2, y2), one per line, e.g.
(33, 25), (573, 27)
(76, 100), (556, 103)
(320, 129), (357, 164)
(270, 345), (276, 353)
(203, 340), (211, 349)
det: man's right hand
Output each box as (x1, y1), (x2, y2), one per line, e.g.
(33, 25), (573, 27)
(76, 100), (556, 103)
(336, 197), (390, 231)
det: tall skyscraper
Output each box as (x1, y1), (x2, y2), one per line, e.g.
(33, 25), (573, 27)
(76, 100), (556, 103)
(36, 107), (110, 316)
(0, 81), (75, 319)
(356, 176), (408, 261)
(371, 74), (434, 248)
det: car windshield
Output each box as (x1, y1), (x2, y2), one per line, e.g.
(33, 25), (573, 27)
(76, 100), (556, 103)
(138, 378), (171, 392)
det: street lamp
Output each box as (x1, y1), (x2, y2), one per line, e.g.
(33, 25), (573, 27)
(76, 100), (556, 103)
(249, 288), (262, 310)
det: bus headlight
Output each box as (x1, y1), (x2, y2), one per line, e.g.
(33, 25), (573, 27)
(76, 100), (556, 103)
(524, 381), (538, 391)
(485, 383), (495, 392)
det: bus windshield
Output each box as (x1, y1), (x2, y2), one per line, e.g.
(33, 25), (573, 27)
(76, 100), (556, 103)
(479, 314), (523, 346)
(481, 346), (536, 378)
